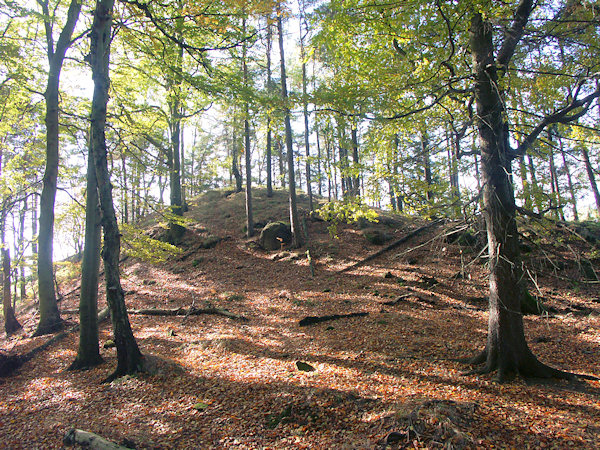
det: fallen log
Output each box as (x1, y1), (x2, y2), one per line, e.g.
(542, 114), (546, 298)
(339, 220), (443, 273)
(299, 312), (368, 326)
(64, 428), (131, 450)
(128, 307), (248, 321)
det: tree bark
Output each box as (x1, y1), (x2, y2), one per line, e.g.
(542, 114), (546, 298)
(581, 146), (600, 217)
(265, 18), (273, 198)
(557, 134), (578, 221)
(243, 17), (254, 238)
(232, 122), (243, 192)
(3, 248), (21, 335)
(277, 12), (302, 248)
(69, 140), (103, 370)
(35, 0), (82, 337)
(299, 15), (313, 211)
(469, 10), (572, 382)
(89, 0), (143, 380)
(166, 39), (185, 243)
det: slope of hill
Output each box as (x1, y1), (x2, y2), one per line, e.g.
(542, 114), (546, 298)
(1, 188), (599, 448)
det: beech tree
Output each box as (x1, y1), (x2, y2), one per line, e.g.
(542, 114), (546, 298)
(315, 0), (600, 381)
(89, 0), (143, 379)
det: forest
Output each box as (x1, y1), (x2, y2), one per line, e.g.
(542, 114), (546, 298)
(0, 0), (599, 448)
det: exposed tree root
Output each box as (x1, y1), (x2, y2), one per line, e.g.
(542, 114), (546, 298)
(466, 349), (598, 383)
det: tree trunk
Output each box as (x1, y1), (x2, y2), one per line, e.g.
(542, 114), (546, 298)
(69, 141), (103, 370)
(351, 127), (360, 198)
(547, 129), (564, 220)
(421, 131), (433, 205)
(277, 12), (302, 248)
(3, 248), (21, 335)
(266, 19), (273, 198)
(89, 0), (143, 380)
(469, 11), (570, 382)
(120, 148), (129, 224)
(581, 146), (600, 218)
(35, 0), (82, 337)
(243, 17), (254, 238)
(557, 134), (578, 221)
(232, 122), (243, 192)
(299, 17), (313, 211)
(166, 41), (185, 243)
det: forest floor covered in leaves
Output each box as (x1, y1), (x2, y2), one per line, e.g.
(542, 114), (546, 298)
(1, 188), (599, 449)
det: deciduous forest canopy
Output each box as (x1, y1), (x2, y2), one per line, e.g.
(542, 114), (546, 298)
(1, 0), (599, 447)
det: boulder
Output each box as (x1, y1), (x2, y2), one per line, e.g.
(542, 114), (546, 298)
(259, 222), (292, 251)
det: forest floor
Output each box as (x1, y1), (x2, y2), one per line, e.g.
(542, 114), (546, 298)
(1, 188), (599, 449)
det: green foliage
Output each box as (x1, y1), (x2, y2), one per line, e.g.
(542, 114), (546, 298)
(317, 199), (379, 238)
(121, 224), (182, 263)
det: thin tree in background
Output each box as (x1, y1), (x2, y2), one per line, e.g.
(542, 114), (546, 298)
(265, 16), (274, 198)
(277, 9), (302, 247)
(243, 16), (254, 237)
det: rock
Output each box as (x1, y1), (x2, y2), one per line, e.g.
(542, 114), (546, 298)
(259, 222), (292, 251)
(296, 361), (315, 372)
(384, 271), (395, 279)
(362, 228), (390, 245)
(103, 340), (115, 349)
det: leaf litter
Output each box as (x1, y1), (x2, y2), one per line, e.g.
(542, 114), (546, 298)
(0, 189), (599, 448)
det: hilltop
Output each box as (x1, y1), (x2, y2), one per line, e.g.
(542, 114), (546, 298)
(1, 188), (599, 448)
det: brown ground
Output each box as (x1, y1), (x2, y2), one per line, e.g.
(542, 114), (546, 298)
(1, 188), (599, 449)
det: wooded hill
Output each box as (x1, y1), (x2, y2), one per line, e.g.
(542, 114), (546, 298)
(1, 0), (600, 448)
(1, 187), (599, 448)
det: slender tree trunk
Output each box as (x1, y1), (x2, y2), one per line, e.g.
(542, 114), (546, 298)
(69, 140), (103, 370)
(557, 134), (578, 221)
(243, 17), (254, 238)
(527, 154), (542, 213)
(2, 247), (21, 335)
(167, 57), (185, 242)
(351, 127), (360, 198)
(232, 122), (243, 192)
(278, 139), (285, 189)
(421, 131), (433, 205)
(316, 125), (322, 197)
(277, 12), (302, 248)
(547, 130), (564, 220)
(581, 146), (600, 217)
(266, 19), (273, 198)
(120, 148), (129, 224)
(18, 198), (26, 301)
(90, 0), (143, 380)
(299, 17), (313, 211)
(35, 0), (82, 336)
